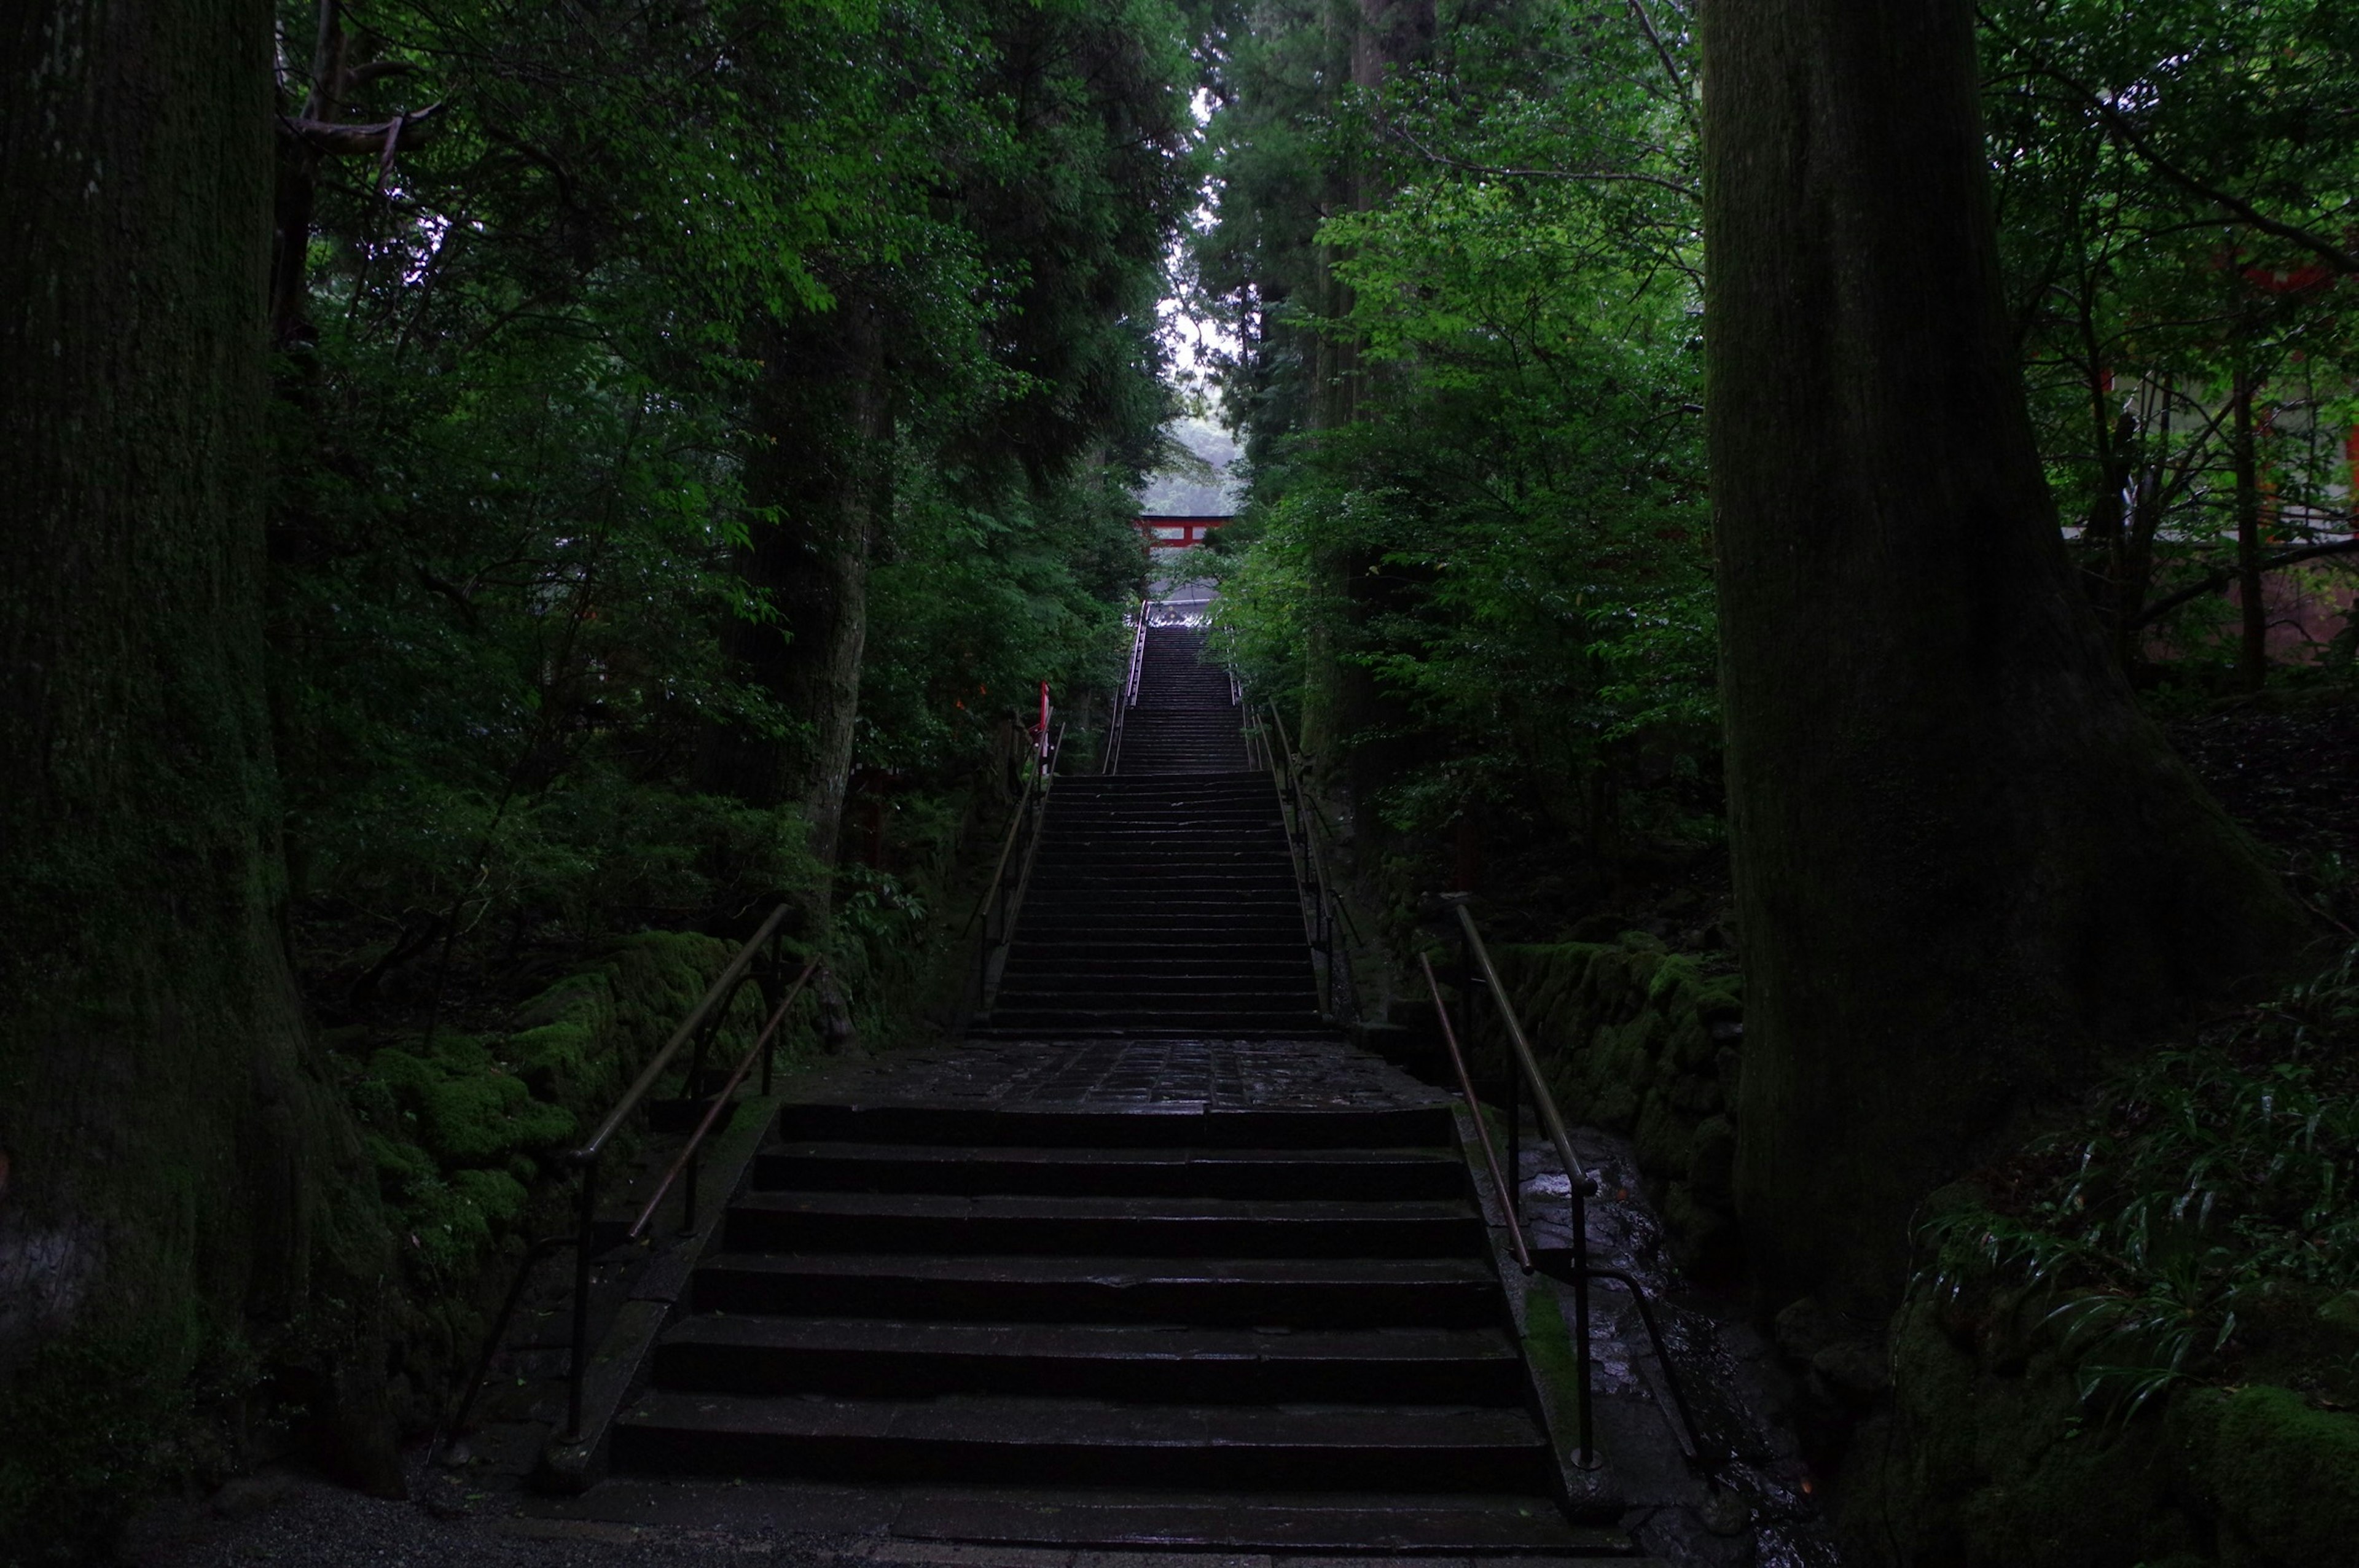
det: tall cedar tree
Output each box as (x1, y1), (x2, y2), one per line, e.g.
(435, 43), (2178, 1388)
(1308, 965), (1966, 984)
(1702, 0), (2315, 1306)
(1, 0), (399, 1491)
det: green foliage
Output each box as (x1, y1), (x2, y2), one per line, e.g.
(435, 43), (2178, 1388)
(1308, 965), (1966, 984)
(1978, 0), (2359, 663)
(341, 930), (759, 1287)
(1925, 944), (2359, 1417)
(0, 1317), (252, 1565)
(1197, 0), (1712, 865)
(266, 0), (1193, 1017)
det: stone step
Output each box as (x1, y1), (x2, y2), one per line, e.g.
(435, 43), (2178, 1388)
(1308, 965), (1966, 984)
(689, 1251), (1502, 1327)
(991, 986), (1320, 1012)
(721, 1190), (1484, 1258)
(884, 1488), (1638, 1553)
(651, 1317), (1527, 1403)
(609, 1392), (1555, 1492)
(749, 1141), (1469, 1199)
(987, 1008), (1328, 1032)
(992, 976), (1315, 999)
(998, 949), (1309, 966)
(770, 1103), (1456, 1149)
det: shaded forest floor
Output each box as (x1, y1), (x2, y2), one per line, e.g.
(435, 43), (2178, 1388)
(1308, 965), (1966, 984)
(2165, 679), (2359, 927)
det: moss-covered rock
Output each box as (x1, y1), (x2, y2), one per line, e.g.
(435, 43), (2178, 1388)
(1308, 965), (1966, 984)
(345, 929), (768, 1373)
(1852, 1279), (2359, 1567)
(1479, 938), (1743, 1266)
(2172, 1384), (2359, 1567)
(369, 1040), (575, 1167)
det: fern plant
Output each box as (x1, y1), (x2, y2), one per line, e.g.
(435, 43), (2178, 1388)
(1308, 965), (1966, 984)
(1922, 945), (2359, 1419)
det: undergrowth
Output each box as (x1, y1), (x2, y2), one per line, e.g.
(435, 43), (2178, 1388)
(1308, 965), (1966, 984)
(1924, 943), (2359, 1419)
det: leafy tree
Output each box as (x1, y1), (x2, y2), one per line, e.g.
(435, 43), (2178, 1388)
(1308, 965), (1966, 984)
(1197, 0), (1713, 892)
(1980, 0), (2359, 680)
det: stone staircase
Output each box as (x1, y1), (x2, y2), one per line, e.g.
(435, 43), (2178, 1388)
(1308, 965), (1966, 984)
(585, 623), (1641, 1558)
(602, 1047), (1633, 1554)
(984, 623), (1317, 1038)
(1115, 625), (1250, 773)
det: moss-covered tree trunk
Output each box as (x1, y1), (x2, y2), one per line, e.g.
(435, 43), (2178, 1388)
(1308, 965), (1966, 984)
(0, 0), (396, 1505)
(1701, 0), (2312, 1308)
(701, 300), (888, 883)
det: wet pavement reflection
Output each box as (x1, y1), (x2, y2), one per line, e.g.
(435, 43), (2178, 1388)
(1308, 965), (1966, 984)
(1520, 1125), (1845, 1567)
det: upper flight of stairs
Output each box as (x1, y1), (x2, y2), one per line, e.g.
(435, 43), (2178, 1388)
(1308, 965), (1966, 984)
(606, 1087), (1630, 1555)
(987, 774), (1319, 1036)
(1116, 625), (1248, 773)
(983, 622), (1320, 1037)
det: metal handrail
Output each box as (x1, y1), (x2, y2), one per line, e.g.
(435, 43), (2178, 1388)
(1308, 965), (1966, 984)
(1106, 604), (1147, 774)
(574, 902), (791, 1163)
(1449, 900), (1713, 1473)
(1262, 706), (1363, 946)
(558, 900), (796, 1440)
(630, 953), (823, 1240)
(433, 902), (796, 1457)
(1258, 703), (1363, 1023)
(966, 721), (1065, 1018)
(1421, 954), (1533, 1269)
(964, 770), (1043, 940)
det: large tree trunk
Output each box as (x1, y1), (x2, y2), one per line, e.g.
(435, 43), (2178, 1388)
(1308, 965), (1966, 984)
(0, 0), (397, 1498)
(700, 300), (888, 883)
(1298, 0), (1430, 807)
(1701, 0), (2313, 1308)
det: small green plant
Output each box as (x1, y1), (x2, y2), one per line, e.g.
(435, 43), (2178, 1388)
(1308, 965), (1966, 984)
(1924, 943), (2359, 1419)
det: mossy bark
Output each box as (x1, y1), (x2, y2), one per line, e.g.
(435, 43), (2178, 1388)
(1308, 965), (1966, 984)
(1700, 0), (2315, 1309)
(700, 300), (888, 885)
(0, 0), (395, 1507)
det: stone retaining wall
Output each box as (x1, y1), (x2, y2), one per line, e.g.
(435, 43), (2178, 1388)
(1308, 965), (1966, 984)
(1473, 935), (1743, 1271)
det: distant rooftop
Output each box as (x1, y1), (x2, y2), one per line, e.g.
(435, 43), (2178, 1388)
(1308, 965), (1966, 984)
(1136, 417), (1243, 518)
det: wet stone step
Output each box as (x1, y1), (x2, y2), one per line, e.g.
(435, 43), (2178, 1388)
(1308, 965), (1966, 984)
(772, 1104), (1457, 1149)
(688, 1251), (1503, 1327)
(987, 987), (1319, 1004)
(650, 1317), (1527, 1403)
(990, 981), (1316, 1003)
(720, 1190), (1485, 1258)
(995, 953), (1311, 970)
(609, 1392), (1554, 1492)
(750, 1141), (1471, 1199)
(1002, 940), (1304, 961)
(888, 1488), (1633, 1554)
(1003, 919), (1304, 936)
(985, 1012), (1329, 1034)
(993, 965), (1314, 983)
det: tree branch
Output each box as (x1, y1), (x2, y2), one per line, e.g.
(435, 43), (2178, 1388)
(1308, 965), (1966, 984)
(278, 100), (445, 157)
(1624, 0), (1697, 128)
(1979, 20), (2359, 276)
(2130, 536), (2359, 629)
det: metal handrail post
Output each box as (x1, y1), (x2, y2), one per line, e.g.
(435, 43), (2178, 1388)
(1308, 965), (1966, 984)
(436, 1231), (577, 1461)
(565, 1150), (598, 1440)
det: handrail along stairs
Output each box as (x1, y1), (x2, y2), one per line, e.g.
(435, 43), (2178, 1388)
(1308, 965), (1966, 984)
(1441, 897), (1716, 1475)
(436, 900), (825, 1459)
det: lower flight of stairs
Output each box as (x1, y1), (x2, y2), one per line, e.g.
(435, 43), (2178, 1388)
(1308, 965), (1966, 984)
(605, 1098), (1635, 1556)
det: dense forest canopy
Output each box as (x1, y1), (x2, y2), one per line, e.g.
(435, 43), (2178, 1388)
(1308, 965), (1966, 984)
(1192, 0), (2359, 900)
(270, 0), (1195, 975)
